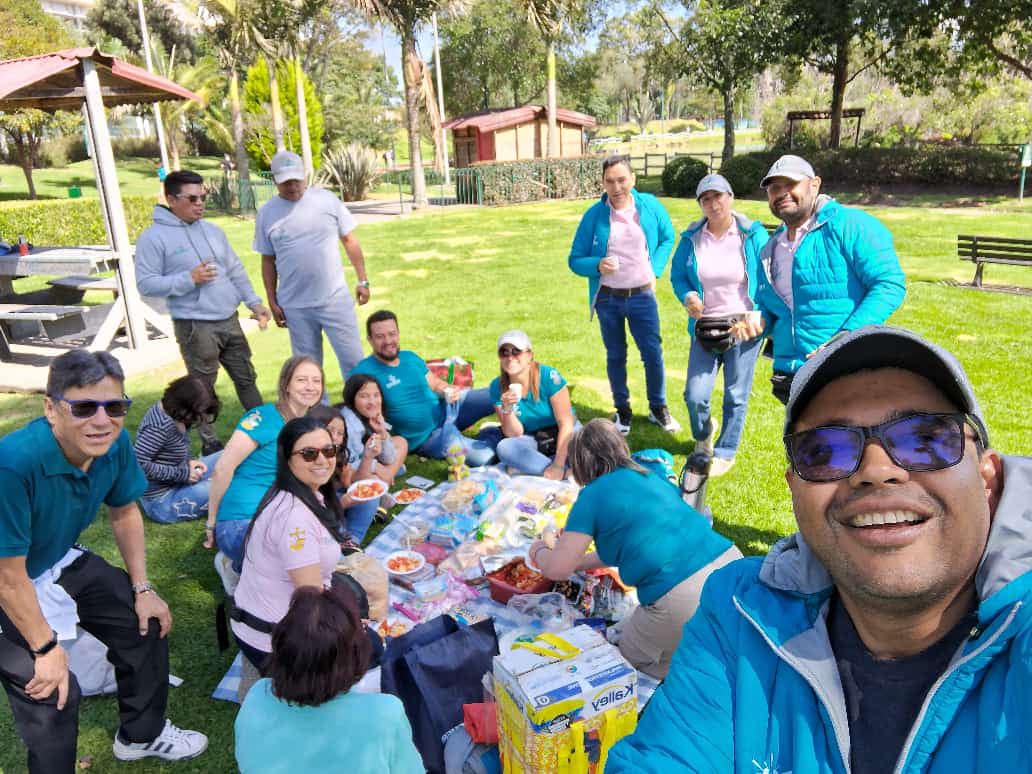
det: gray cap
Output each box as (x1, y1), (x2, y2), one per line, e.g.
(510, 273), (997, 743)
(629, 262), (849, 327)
(696, 173), (734, 199)
(761, 154), (816, 188)
(270, 150), (306, 183)
(784, 325), (989, 446)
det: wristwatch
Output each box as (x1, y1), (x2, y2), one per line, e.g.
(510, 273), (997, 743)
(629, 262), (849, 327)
(31, 631), (59, 658)
(132, 581), (155, 596)
(356, 280), (370, 288)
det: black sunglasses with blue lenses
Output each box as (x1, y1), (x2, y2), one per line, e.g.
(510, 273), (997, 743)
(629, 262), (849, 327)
(784, 412), (980, 483)
(54, 395), (133, 419)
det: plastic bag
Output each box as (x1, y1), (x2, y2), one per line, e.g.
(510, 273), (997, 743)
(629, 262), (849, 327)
(506, 592), (580, 632)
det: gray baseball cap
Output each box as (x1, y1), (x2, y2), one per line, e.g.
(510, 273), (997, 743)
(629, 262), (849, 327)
(696, 173), (734, 199)
(784, 325), (989, 446)
(270, 151), (306, 184)
(761, 154), (816, 188)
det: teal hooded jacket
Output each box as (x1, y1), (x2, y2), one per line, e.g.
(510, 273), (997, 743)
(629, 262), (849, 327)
(609, 454), (1032, 774)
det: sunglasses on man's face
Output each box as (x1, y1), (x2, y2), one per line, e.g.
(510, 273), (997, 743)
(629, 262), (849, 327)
(784, 412), (980, 483)
(292, 445), (338, 462)
(54, 395), (133, 419)
(173, 193), (207, 204)
(498, 347), (524, 358)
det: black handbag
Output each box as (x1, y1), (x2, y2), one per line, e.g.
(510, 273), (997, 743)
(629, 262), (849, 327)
(533, 426), (560, 457)
(695, 316), (740, 353)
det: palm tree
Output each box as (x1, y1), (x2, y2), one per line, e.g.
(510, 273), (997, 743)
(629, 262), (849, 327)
(205, 0), (258, 184)
(151, 43), (223, 170)
(519, 0), (565, 157)
(350, 0), (458, 208)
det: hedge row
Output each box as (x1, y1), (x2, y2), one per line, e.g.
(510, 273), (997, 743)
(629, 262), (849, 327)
(718, 146), (1022, 196)
(473, 157), (603, 206)
(0, 196), (156, 245)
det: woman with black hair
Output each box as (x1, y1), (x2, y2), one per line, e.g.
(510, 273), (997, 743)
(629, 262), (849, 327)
(134, 375), (222, 523)
(230, 416), (350, 670)
(341, 373), (408, 486)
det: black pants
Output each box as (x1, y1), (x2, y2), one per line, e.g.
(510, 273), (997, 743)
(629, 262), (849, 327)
(0, 551), (169, 773)
(173, 314), (262, 444)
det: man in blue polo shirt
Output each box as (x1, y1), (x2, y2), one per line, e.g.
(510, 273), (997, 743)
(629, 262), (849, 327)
(0, 351), (207, 771)
(350, 309), (496, 466)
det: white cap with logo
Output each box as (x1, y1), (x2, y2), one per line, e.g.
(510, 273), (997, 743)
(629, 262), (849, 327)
(270, 151), (306, 184)
(761, 154), (816, 189)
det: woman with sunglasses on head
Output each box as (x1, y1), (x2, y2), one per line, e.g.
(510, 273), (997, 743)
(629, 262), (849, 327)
(340, 374), (409, 487)
(307, 404), (380, 544)
(490, 330), (578, 479)
(230, 417), (353, 673)
(206, 356), (325, 573)
(134, 375), (222, 524)
(528, 419), (742, 679)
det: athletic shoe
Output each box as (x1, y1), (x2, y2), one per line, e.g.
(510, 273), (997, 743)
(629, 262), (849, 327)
(213, 551), (239, 596)
(113, 720), (208, 762)
(612, 406), (633, 435)
(709, 456), (736, 477)
(647, 405), (681, 433)
(694, 418), (719, 457)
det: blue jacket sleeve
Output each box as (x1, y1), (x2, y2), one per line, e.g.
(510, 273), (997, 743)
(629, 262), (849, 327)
(650, 201), (676, 276)
(568, 205), (604, 278)
(607, 574), (736, 772)
(669, 235), (695, 304)
(839, 211), (905, 331)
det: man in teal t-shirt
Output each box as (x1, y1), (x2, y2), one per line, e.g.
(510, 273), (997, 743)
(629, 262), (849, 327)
(350, 310), (496, 466)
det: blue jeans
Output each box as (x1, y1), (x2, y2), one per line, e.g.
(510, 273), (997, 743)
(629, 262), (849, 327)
(283, 291), (364, 383)
(215, 518), (251, 574)
(344, 498), (379, 544)
(139, 452), (222, 524)
(496, 421), (581, 475)
(595, 289), (666, 408)
(684, 335), (763, 459)
(414, 388), (497, 466)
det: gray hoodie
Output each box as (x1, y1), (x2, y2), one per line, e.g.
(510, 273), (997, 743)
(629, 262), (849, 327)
(136, 205), (261, 321)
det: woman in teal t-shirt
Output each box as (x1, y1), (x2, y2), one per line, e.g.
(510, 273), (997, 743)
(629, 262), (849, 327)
(205, 355), (326, 572)
(528, 419), (742, 679)
(490, 329), (577, 478)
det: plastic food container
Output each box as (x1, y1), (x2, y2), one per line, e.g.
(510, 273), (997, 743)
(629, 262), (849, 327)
(487, 558), (551, 604)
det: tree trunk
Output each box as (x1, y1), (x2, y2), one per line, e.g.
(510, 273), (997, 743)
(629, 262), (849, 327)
(16, 137), (38, 200)
(168, 129), (181, 172)
(20, 161), (37, 200)
(295, 55), (313, 177)
(402, 31), (427, 208)
(268, 55), (286, 152)
(229, 68), (250, 183)
(722, 86), (736, 163)
(828, 35), (849, 149)
(545, 40), (559, 157)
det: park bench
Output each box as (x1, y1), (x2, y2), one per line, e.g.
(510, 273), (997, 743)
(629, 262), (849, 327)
(958, 235), (1032, 287)
(46, 275), (119, 305)
(0, 303), (87, 360)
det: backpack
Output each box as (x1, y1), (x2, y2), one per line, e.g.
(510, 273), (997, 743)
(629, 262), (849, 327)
(631, 448), (677, 487)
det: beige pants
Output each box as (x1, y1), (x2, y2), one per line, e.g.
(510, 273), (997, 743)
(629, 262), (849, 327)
(618, 545), (743, 679)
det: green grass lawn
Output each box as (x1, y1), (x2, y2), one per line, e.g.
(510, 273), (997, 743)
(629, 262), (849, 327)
(0, 192), (1031, 771)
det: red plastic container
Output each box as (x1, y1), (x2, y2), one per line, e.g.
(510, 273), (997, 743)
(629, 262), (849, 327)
(487, 559), (551, 604)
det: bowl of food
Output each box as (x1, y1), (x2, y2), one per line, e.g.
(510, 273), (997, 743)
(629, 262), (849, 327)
(347, 478), (387, 502)
(487, 558), (551, 604)
(383, 550), (427, 579)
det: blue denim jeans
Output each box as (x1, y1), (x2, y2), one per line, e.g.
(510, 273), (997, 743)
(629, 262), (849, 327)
(594, 289), (666, 408)
(344, 498), (380, 544)
(215, 518), (251, 574)
(282, 291), (364, 384)
(684, 335), (763, 459)
(139, 452), (222, 524)
(414, 387), (497, 466)
(496, 421), (581, 475)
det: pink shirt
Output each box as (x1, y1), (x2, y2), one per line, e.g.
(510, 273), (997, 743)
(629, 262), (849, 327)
(231, 490), (341, 652)
(696, 223), (752, 316)
(770, 215), (816, 311)
(603, 203), (653, 289)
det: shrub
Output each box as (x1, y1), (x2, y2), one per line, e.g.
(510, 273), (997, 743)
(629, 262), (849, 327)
(719, 152), (778, 197)
(317, 143), (382, 202)
(0, 196), (155, 244)
(661, 155), (709, 197)
(621, 130), (635, 143)
(473, 157), (603, 205)
(111, 137), (162, 159)
(668, 122), (689, 134)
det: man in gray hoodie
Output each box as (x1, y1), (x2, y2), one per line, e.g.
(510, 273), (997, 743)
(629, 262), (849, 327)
(136, 170), (270, 453)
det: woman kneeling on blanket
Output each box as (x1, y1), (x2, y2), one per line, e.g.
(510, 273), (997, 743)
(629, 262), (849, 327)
(235, 584), (423, 773)
(528, 419), (742, 679)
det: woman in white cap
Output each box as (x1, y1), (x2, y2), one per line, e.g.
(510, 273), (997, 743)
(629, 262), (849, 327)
(490, 330), (578, 479)
(669, 173), (769, 477)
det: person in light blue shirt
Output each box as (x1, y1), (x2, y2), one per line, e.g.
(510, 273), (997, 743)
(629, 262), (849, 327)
(235, 584), (423, 774)
(529, 419), (740, 678)
(350, 310), (496, 466)
(488, 329), (578, 477)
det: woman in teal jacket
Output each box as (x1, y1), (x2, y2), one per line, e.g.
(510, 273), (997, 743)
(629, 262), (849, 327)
(607, 453), (1032, 774)
(670, 174), (769, 476)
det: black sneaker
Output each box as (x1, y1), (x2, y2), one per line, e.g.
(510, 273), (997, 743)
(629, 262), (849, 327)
(201, 438), (224, 456)
(612, 406), (633, 435)
(648, 405), (682, 433)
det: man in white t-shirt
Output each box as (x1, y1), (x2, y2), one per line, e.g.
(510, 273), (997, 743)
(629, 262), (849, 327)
(255, 151), (372, 382)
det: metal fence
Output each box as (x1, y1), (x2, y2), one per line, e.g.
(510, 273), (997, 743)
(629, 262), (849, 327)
(627, 152), (721, 176)
(204, 175), (277, 213)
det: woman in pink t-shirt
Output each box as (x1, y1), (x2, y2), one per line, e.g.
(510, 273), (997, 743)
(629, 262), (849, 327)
(230, 416), (348, 668)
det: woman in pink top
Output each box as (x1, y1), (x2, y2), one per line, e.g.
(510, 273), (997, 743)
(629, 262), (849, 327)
(230, 416), (349, 669)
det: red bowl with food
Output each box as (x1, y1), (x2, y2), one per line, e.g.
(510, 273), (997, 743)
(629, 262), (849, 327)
(487, 558), (551, 604)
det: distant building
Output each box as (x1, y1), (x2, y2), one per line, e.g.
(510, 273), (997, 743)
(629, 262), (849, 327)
(444, 105), (597, 167)
(40, 0), (95, 31)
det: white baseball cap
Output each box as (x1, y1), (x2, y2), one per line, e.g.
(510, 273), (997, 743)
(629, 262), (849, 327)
(497, 330), (532, 352)
(270, 151), (306, 184)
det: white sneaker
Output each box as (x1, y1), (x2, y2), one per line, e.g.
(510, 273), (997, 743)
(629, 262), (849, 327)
(113, 719), (208, 762)
(709, 456), (736, 477)
(214, 550), (239, 596)
(647, 405), (682, 433)
(694, 418), (719, 457)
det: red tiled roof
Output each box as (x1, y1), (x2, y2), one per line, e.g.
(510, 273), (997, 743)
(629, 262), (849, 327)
(444, 105), (597, 132)
(0, 47), (200, 112)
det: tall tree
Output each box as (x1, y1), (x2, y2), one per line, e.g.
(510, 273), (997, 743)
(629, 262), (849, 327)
(242, 56), (324, 169)
(150, 44), (223, 170)
(86, 0), (200, 63)
(318, 33), (399, 149)
(0, 0), (77, 199)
